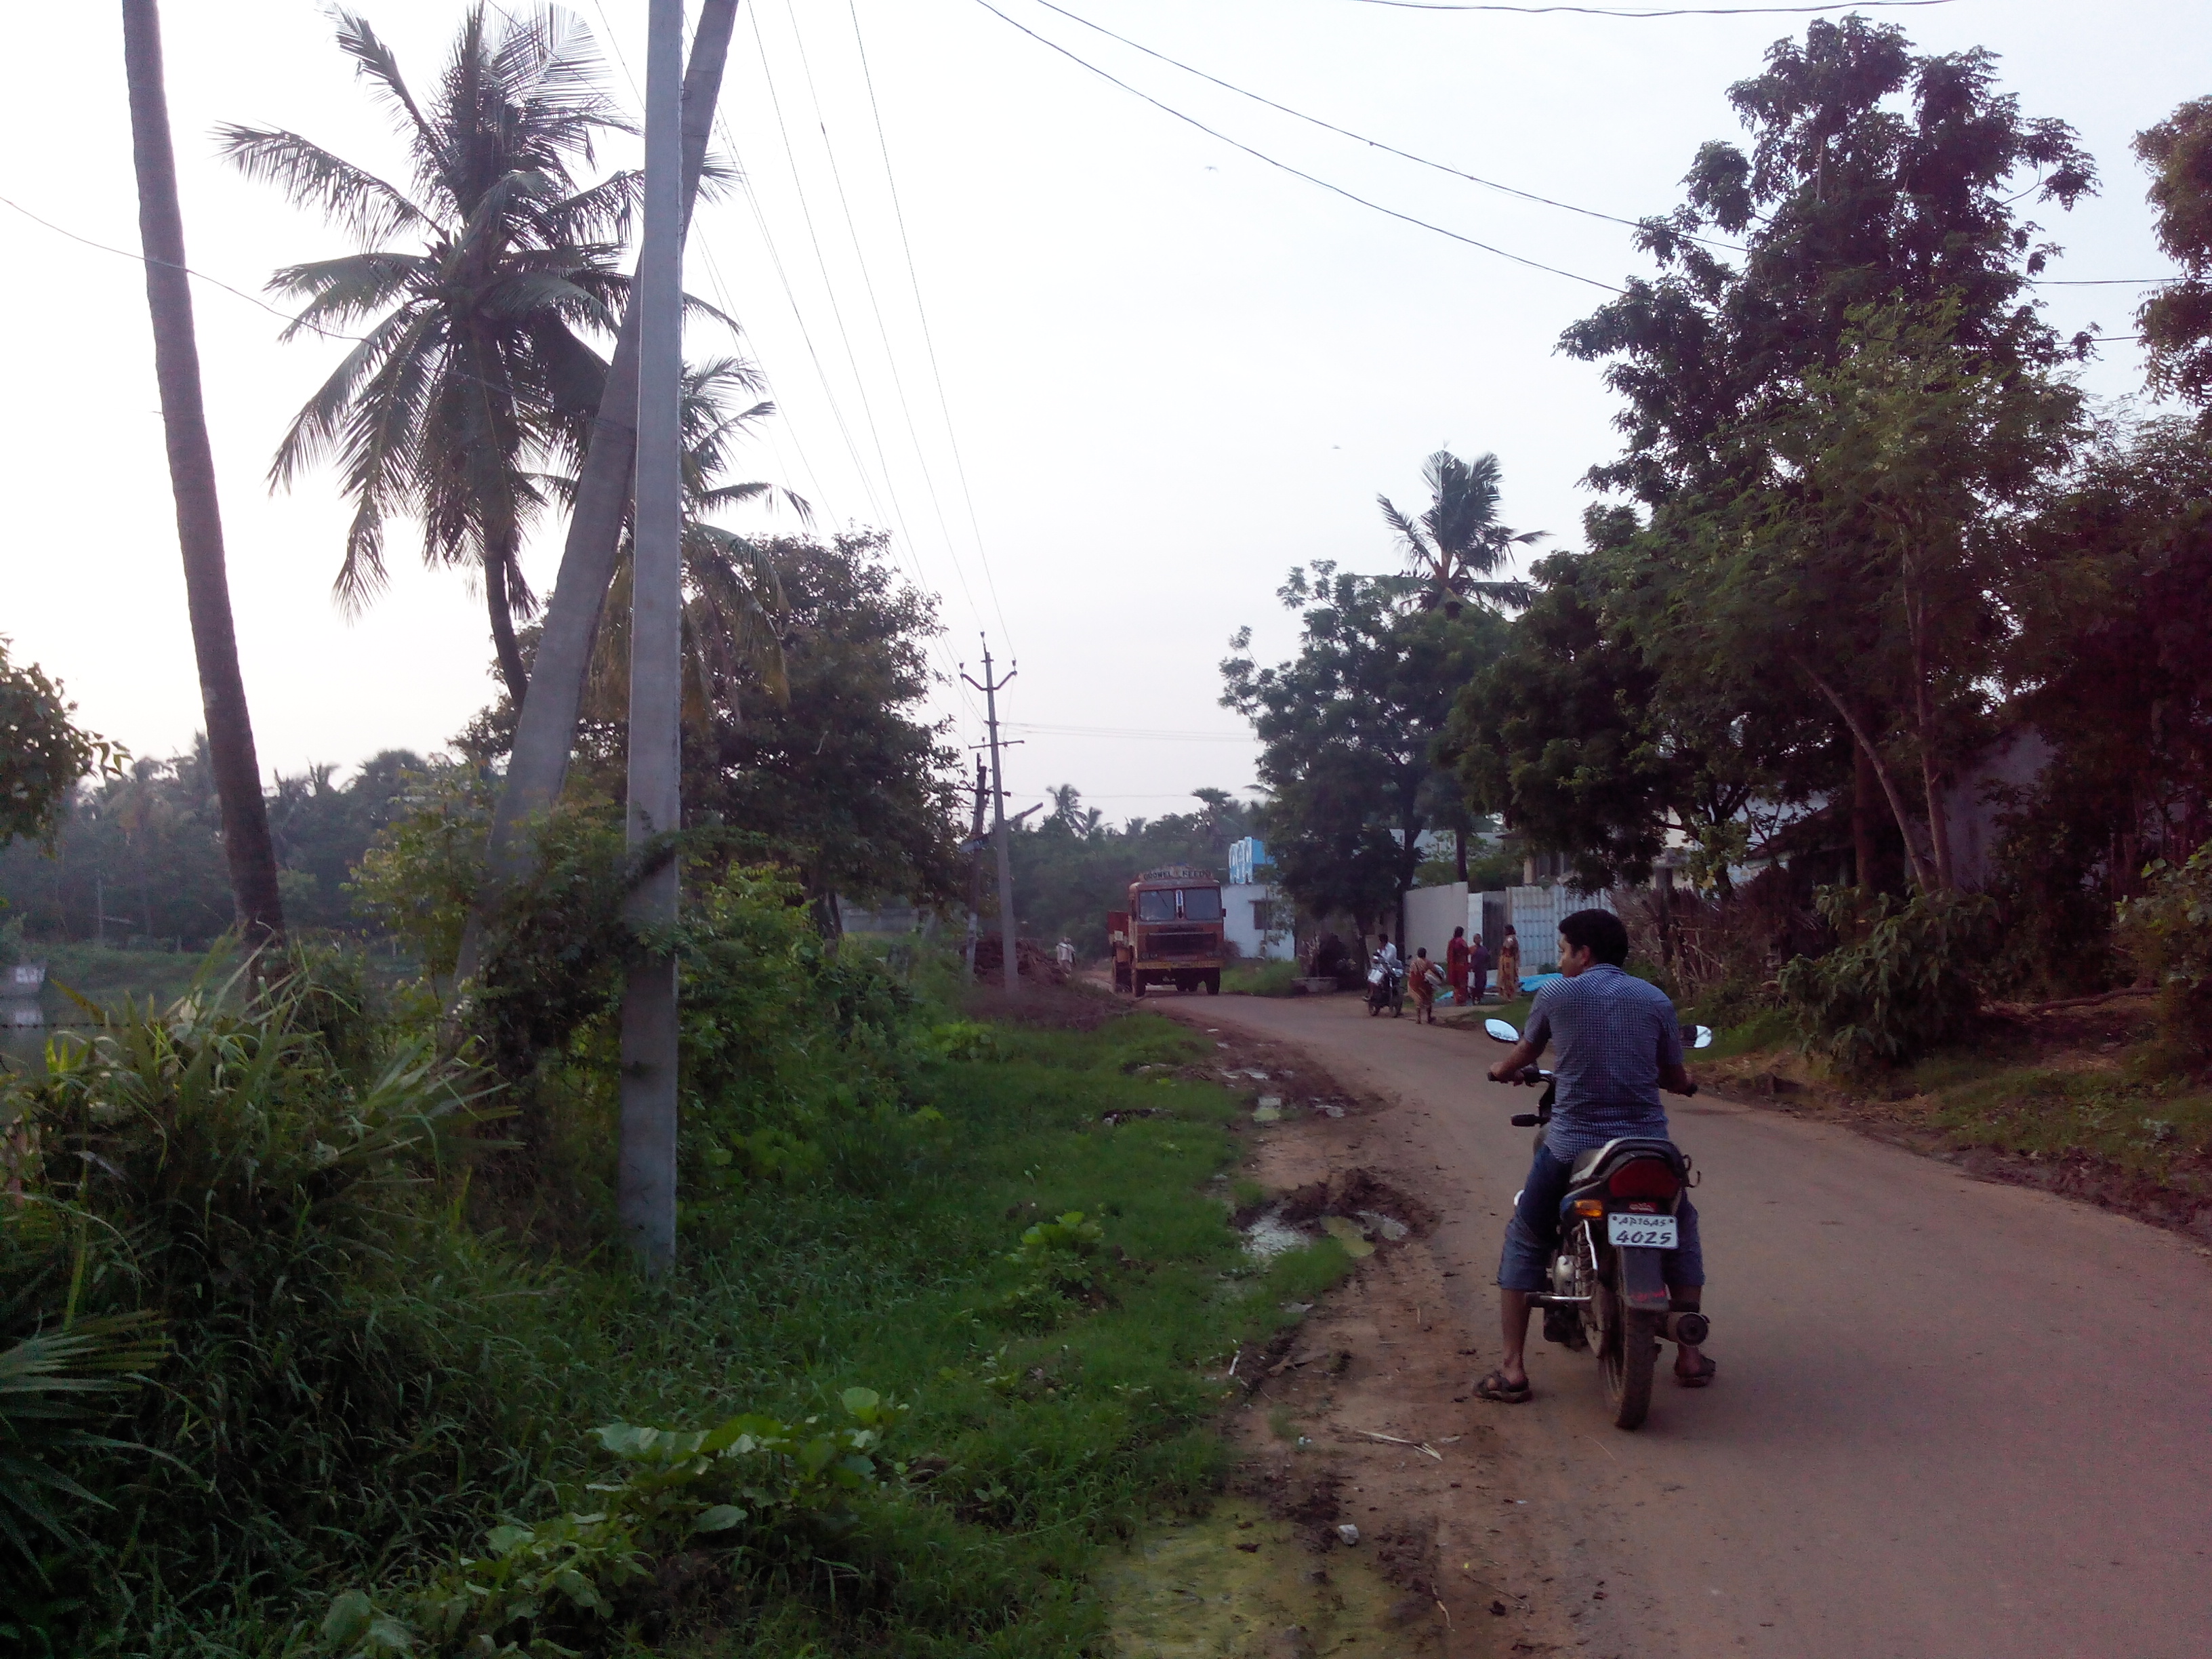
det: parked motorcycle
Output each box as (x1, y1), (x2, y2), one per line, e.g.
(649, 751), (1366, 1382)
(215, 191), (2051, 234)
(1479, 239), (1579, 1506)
(1484, 1016), (1714, 1429)
(1366, 953), (1405, 1018)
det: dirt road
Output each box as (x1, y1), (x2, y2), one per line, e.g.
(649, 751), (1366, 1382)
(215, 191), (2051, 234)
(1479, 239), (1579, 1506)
(1174, 989), (2211, 1658)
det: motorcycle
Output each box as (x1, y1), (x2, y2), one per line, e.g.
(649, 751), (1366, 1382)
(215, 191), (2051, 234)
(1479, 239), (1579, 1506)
(1365, 953), (1406, 1018)
(1484, 1016), (1715, 1430)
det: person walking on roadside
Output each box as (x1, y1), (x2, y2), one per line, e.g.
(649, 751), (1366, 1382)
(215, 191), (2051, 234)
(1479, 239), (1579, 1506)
(1410, 947), (1446, 1023)
(1496, 925), (1521, 1000)
(1446, 926), (1471, 1004)
(1054, 938), (1076, 972)
(1469, 931), (1492, 1002)
(1473, 908), (1711, 1404)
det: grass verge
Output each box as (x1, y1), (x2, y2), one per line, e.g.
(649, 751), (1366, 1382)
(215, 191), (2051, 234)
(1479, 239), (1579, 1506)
(327, 1008), (1345, 1657)
(1697, 999), (2212, 1227)
(1221, 961), (1302, 997)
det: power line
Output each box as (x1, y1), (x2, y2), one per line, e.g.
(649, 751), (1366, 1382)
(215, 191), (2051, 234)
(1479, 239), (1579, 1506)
(998, 4), (2171, 294)
(968, 0), (1622, 291)
(779, 0), (988, 634)
(1022, 0), (1746, 254)
(0, 190), (362, 342)
(847, 0), (1017, 655)
(746, 7), (945, 609)
(594, 0), (980, 726)
(1337, 0), (1961, 16)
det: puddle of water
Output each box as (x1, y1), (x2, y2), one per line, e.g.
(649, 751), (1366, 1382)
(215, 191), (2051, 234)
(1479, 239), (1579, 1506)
(1354, 1210), (1409, 1243)
(1319, 1216), (1374, 1258)
(1101, 1503), (1417, 1658)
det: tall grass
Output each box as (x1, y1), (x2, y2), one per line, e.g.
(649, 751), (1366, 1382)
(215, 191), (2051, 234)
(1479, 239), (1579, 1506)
(2, 921), (1344, 1657)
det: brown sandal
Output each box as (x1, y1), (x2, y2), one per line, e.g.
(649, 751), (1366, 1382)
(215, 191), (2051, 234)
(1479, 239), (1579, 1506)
(1674, 1354), (1718, 1388)
(1474, 1368), (1532, 1404)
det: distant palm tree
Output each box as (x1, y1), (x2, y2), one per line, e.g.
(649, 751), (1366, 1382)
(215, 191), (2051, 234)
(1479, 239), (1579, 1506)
(575, 359), (807, 731)
(220, 5), (641, 703)
(1378, 449), (1541, 616)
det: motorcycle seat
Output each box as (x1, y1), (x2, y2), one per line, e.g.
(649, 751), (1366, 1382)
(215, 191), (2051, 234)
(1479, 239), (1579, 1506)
(1567, 1136), (1685, 1185)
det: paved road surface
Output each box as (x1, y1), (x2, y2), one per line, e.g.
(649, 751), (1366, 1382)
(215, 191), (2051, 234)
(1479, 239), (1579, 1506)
(1185, 991), (2210, 1659)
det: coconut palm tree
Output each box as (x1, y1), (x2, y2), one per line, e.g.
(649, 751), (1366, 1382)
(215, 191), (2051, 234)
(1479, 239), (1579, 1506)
(575, 359), (808, 731)
(1378, 449), (1541, 616)
(121, 0), (286, 947)
(220, 5), (640, 704)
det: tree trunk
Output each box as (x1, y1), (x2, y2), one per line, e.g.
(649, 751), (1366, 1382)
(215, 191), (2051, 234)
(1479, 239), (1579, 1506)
(1907, 582), (1956, 890)
(1853, 739), (1880, 890)
(476, 0), (739, 881)
(1805, 666), (1940, 894)
(1455, 826), (1468, 883)
(485, 541), (529, 707)
(121, 0), (285, 950)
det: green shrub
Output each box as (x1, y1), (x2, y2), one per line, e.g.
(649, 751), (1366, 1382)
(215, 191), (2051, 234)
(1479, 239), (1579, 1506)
(2118, 838), (2212, 1068)
(1780, 886), (1996, 1071)
(321, 1389), (905, 1658)
(0, 973), (527, 1637)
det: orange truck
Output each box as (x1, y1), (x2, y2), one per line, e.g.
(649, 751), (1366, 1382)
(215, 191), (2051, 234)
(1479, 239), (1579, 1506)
(1109, 865), (1226, 996)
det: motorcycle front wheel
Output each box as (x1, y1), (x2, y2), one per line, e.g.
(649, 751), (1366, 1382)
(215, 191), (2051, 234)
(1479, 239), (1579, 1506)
(1598, 1261), (1659, 1431)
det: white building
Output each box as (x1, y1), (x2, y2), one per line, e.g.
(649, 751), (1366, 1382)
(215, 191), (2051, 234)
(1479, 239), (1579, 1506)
(1224, 838), (1294, 962)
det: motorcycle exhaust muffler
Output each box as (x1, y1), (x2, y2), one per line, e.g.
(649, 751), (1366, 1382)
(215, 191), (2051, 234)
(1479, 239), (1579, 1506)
(1660, 1311), (1709, 1346)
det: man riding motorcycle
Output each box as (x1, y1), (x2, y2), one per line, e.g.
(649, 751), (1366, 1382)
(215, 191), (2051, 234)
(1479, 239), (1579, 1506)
(1476, 908), (1713, 1403)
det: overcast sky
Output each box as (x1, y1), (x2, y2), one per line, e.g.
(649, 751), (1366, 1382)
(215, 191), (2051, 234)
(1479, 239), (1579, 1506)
(1, 0), (2194, 827)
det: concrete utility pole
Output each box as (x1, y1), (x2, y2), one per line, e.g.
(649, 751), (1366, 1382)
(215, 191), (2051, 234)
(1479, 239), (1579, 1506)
(963, 758), (987, 981)
(963, 645), (1020, 998)
(618, 0), (684, 1274)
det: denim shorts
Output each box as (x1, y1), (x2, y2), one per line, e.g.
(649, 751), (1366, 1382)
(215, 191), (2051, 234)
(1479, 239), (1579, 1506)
(1496, 1144), (1704, 1294)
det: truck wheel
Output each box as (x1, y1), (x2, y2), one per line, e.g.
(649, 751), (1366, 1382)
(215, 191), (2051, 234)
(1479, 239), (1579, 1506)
(1205, 972), (1221, 995)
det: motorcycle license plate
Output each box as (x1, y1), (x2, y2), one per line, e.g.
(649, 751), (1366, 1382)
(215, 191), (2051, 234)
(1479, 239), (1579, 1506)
(1606, 1212), (1678, 1249)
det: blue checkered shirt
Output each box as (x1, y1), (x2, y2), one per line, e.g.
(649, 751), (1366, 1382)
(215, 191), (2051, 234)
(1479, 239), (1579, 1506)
(1523, 964), (1683, 1157)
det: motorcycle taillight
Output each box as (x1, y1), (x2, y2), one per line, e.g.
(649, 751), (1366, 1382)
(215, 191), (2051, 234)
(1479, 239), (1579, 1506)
(1607, 1160), (1681, 1200)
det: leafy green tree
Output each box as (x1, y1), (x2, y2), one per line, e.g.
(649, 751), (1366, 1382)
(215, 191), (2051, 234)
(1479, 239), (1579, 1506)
(1223, 564), (1505, 936)
(1552, 18), (2093, 893)
(0, 642), (122, 852)
(221, 5), (638, 703)
(687, 532), (962, 921)
(1377, 449), (1538, 617)
(1690, 302), (2080, 890)
(2134, 97), (2212, 414)
(2005, 419), (2212, 892)
(568, 359), (801, 733)
(1565, 16), (2091, 511)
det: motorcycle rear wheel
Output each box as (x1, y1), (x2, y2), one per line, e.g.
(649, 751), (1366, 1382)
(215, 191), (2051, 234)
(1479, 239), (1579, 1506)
(1599, 1267), (1659, 1431)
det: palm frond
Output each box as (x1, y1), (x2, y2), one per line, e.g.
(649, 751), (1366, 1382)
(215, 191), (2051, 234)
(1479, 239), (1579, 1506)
(0, 1311), (167, 1563)
(265, 251), (430, 337)
(215, 127), (433, 246)
(325, 11), (448, 211)
(268, 306), (427, 490)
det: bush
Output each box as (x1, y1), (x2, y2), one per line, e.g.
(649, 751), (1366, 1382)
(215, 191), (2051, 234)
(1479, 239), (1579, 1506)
(1780, 886), (1996, 1071)
(2118, 838), (2212, 1068)
(0, 970), (529, 1642)
(321, 1389), (905, 1658)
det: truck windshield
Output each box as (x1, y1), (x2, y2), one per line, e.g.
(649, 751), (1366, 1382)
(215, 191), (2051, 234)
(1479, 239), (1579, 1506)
(1179, 888), (1223, 922)
(1134, 890), (1176, 922)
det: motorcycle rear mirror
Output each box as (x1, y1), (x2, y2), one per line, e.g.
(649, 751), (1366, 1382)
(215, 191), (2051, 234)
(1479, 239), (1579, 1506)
(1484, 1018), (1520, 1044)
(1693, 1025), (1714, 1050)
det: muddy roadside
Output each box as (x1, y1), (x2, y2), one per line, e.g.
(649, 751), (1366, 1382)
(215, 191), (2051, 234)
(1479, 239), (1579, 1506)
(1118, 1000), (1593, 1659)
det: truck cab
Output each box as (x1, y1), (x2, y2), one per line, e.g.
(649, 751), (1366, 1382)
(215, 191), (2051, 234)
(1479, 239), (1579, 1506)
(1111, 866), (1226, 996)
